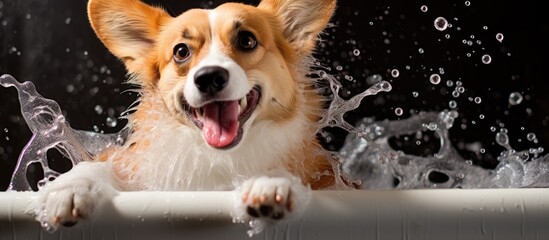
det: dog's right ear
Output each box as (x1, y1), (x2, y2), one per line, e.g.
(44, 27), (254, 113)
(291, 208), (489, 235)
(88, 0), (170, 76)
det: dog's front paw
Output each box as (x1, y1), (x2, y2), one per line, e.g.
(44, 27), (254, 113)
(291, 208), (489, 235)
(233, 175), (311, 236)
(33, 178), (99, 231)
(29, 162), (116, 232)
(240, 176), (294, 220)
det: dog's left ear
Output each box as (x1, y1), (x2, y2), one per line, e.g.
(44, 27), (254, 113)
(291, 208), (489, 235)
(258, 0), (336, 56)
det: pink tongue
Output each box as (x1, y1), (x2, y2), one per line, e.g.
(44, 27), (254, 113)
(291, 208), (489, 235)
(202, 101), (240, 148)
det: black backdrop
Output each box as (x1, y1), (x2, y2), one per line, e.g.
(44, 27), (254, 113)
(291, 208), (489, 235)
(1, 0), (548, 190)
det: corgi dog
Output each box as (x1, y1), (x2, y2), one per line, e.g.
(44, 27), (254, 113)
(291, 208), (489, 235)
(36, 0), (343, 229)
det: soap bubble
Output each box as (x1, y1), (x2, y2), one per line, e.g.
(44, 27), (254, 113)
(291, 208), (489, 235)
(481, 54), (492, 64)
(496, 33), (504, 42)
(429, 74), (441, 85)
(434, 17), (448, 31)
(509, 92), (523, 105)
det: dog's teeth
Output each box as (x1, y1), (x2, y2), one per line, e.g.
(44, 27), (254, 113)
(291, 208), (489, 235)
(240, 97), (248, 110)
(238, 105), (242, 114)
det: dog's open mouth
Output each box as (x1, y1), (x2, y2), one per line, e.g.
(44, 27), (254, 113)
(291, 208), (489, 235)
(184, 87), (261, 149)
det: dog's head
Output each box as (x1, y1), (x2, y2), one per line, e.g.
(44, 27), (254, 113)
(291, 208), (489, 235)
(88, 0), (336, 150)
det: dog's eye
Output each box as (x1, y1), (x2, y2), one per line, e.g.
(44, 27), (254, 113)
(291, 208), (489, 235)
(173, 43), (191, 63)
(236, 31), (258, 51)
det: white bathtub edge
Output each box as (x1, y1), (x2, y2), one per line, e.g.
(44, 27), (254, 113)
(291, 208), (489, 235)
(1, 189), (549, 240)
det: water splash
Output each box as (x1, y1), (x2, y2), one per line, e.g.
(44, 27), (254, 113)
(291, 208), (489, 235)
(340, 110), (549, 189)
(317, 70), (392, 133)
(1, 74), (128, 191)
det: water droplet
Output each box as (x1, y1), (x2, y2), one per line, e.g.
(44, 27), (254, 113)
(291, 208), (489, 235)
(3, 128), (7, 133)
(418, 48), (425, 54)
(479, 114), (485, 120)
(446, 80), (454, 87)
(106, 117), (117, 128)
(336, 65), (343, 71)
(434, 17), (448, 31)
(391, 69), (400, 78)
(426, 122), (438, 131)
(445, 34), (451, 39)
(496, 129), (511, 150)
(412, 91), (419, 98)
(380, 81), (392, 91)
(449, 100), (457, 109)
(474, 97), (482, 104)
(352, 49), (360, 56)
(66, 84), (75, 93)
(509, 92), (523, 105)
(527, 133), (537, 142)
(496, 33), (504, 42)
(25, 13), (31, 19)
(429, 74), (441, 85)
(395, 107), (403, 116)
(65, 17), (71, 25)
(420, 5), (428, 12)
(481, 54), (492, 64)
(366, 74), (383, 84)
(94, 105), (104, 115)
(483, 26), (488, 30)
(465, 1), (471, 6)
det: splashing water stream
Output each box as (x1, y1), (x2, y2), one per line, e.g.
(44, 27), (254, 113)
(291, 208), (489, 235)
(0, 74), (128, 191)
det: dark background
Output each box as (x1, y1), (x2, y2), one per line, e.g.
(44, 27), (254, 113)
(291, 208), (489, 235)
(1, 0), (548, 191)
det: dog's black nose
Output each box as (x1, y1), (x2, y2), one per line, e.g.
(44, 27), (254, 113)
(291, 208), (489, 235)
(194, 66), (229, 94)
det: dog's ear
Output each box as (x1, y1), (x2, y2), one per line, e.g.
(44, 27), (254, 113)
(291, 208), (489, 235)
(258, 0), (336, 56)
(88, 0), (170, 76)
